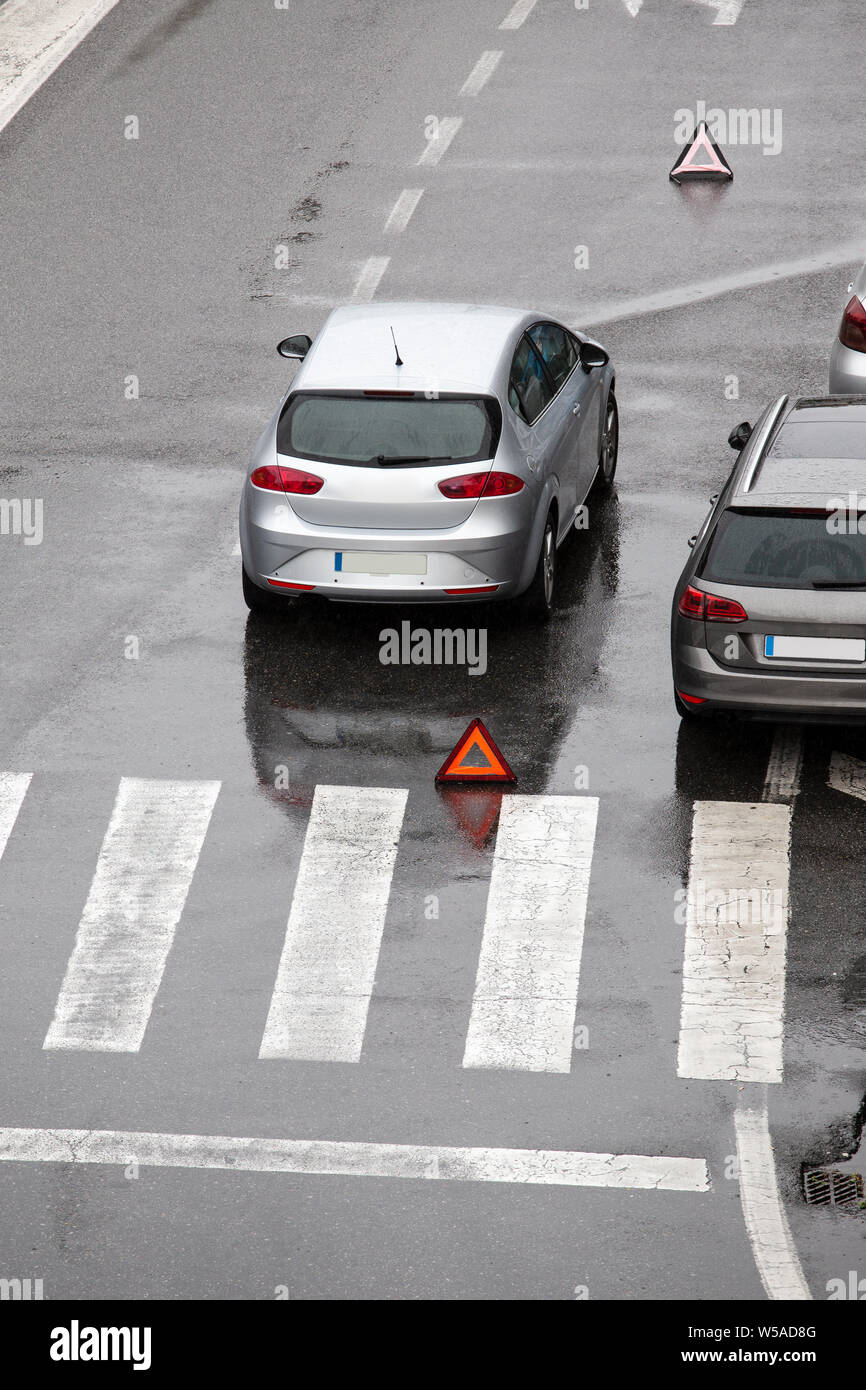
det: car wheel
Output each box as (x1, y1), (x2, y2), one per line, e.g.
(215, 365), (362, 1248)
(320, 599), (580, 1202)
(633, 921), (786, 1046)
(523, 511), (557, 620)
(596, 392), (618, 490)
(242, 564), (282, 615)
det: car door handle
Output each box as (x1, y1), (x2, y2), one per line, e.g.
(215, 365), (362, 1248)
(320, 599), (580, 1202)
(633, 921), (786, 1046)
(571, 402), (581, 416)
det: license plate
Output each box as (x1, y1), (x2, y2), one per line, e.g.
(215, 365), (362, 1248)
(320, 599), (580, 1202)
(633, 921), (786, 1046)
(335, 551), (427, 576)
(764, 635), (866, 661)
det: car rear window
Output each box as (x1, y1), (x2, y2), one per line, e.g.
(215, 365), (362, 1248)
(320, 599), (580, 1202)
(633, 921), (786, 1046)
(768, 420), (866, 460)
(700, 508), (866, 589)
(277, 391), (502, 466)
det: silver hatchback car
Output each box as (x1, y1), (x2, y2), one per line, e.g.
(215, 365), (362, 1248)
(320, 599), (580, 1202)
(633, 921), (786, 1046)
(829, 260), (866, 394)
(240, 302), (616, 619)
(672, 395), (866, 722)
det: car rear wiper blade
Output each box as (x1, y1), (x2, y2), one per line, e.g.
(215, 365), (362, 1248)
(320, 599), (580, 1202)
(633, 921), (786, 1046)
(810, 579), (866, 588)
(373, 454), (454, 466)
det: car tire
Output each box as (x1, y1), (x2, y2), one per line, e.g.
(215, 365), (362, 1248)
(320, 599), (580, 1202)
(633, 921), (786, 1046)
(242, 564), (282, 615)
(523, 510), (557, 620)
(595, 391), (618, 490)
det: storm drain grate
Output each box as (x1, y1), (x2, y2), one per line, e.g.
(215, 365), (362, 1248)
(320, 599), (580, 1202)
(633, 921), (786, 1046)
(803, 1169), (863, 1207)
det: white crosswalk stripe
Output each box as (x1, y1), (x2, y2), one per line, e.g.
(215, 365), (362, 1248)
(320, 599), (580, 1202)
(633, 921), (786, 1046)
(677, 801), (791, 1084)
(43, 778), (220, 1053)
(463, 796), (599, 1073)
(259, 784), (408, 1063)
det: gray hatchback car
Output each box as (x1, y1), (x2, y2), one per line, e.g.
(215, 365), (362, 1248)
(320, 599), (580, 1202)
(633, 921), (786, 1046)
(672, 395), (866, 721)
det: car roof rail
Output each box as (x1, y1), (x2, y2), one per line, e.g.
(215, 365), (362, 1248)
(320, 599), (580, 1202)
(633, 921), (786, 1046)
(740, 394), (789, 494)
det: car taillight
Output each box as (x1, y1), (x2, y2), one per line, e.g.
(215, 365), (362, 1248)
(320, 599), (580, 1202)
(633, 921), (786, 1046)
(438, 471), (524, 499)
(838, 295), (866, 353)
(678, 586), (748, 622)
(251, 465), (324, 494)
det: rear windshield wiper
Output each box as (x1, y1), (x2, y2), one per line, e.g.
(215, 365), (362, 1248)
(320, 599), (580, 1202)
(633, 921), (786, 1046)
(810, 579), (866, 588)
(373, 454), (454, 466)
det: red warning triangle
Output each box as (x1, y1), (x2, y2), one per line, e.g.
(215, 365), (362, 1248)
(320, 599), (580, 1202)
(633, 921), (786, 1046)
(669, 121), (733, 184)
(435, 718), (516, 784)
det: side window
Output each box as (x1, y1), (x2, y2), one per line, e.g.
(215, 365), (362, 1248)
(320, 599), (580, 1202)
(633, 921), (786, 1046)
(528, 322), (578, 393)
(509, 336), (553, 425)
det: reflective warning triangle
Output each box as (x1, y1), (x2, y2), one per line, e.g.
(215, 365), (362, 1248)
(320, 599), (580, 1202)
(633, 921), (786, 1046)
(435, 718), (517, 784)
(669, 121), (733, 184)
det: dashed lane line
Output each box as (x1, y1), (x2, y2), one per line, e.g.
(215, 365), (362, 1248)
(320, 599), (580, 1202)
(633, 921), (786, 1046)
(417, 116), (463, 167)
(460, 50), (503, 97)
(384, 188), (424, 234)
(351, 255), (390, 302)
(498, 0), (537, 29)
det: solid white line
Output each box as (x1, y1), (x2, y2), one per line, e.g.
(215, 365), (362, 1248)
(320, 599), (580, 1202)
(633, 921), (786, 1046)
(463, 796), (599, 1073)
(383, 188), (424, 234)
(259, 785), (408, 1062)
(0, 772), (31, 858)
(735, 1105), (812, 1298)
(351, 255), (390, 303)
(0, 0), (122, 137)
(499, 0), (537, 29)
(677, 801), (791, 1083)
(459, 51), (502, 97)
(43, 778), (220, 1052)
(0, 1126), (711, 1190)
(828, 750), (866, 801)
(763, 726), (803, 805)
(572, 242), (866, 327)
(417, 116), (463, 167)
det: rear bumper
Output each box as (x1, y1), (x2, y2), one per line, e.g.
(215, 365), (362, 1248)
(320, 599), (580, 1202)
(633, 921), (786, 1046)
(673, 641), (866, 719)
(239, 480), (534, 603)
(828, 339), (866, 395)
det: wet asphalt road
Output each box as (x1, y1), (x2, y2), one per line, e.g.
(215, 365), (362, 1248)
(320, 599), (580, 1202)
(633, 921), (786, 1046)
(0, 0), (865, 1300)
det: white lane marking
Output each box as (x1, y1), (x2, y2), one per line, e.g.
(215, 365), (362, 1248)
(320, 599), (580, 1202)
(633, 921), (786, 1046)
(463, 796), (599, 1073)
(828, 750), (866, 801)
(763, 726), (803, 805)
(677, 801), (791, 1083)
(0, 772), (31, 858)
(232, 536), (241, 556)
(692, 0), (745, 23)
(0, 0), (122, 136)
(499, 0), (537, 28)
(572, 242), (866, 327)
(0, 1126), (710, 1190)
(351, 255), (390, 303)
(383, 188), (424, 234)
(43, 778), (220, 1053)
(622, 0), (644, 15)
(459, 51), (502, 97)
(735, 1105), (812, 1299)
(259, 785), (408, 1062)
(417, 116), (463, 167)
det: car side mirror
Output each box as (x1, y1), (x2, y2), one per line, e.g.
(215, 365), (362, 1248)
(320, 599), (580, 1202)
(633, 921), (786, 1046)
(727, 421), (752, 451)
(277, 334), (312, 360)
(580, 342), (609, 372)
(687, 534), (698, 548)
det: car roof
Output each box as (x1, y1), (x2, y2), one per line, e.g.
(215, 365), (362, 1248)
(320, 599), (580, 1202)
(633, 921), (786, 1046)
(733, 396), (866, 508)
(291, 302), (547, 395)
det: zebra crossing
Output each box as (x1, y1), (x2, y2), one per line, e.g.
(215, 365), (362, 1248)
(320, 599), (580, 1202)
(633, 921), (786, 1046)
(0, 771), (793, 1080)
